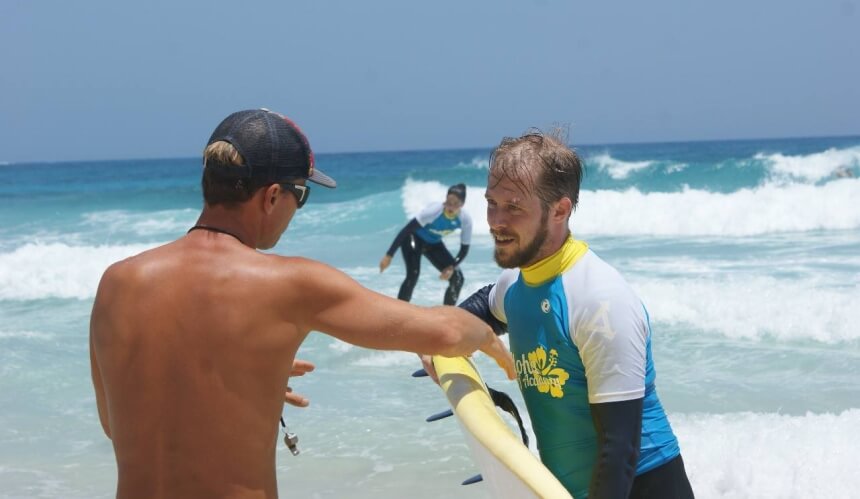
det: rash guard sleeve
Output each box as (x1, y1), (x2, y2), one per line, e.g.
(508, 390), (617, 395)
(458, 284), (507, 336)
(453, 244), (470, 266)
(385, 218), (421, 257)
(459, 210), (473, 246)
(588, 398), (643, 499)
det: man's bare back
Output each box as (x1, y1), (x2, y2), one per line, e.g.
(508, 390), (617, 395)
(90, 109), (514, 498)
(92, 235), (306, 497)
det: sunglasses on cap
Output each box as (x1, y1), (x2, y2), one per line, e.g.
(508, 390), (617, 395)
(280, 183), (310, 209)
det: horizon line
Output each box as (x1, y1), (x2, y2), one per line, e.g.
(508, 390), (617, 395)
(4, 132), (860, 166)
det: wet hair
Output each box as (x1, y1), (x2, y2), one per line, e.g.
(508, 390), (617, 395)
(488, 128), (583, 213)
(201, 141), (269, 206)
(447, 183), (467, 202)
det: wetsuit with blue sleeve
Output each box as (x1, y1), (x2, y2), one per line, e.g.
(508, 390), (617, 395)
(458, 236), (692, 499)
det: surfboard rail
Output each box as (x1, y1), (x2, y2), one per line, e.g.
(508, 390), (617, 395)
(432, 355), (573, 499)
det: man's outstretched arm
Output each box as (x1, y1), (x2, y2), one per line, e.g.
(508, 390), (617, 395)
(417, 284), (508, 383)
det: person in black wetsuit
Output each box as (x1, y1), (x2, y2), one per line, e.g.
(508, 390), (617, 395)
(379, 184), (473, 305)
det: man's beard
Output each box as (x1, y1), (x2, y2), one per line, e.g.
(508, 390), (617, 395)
(493, 210), (549, 269)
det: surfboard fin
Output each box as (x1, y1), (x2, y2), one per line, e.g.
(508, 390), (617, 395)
(411, 368), (429, 378)
(426, 408), (454, 422)
(461, 474), (483, 485)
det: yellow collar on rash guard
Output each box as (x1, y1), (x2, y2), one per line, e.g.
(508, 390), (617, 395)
(521, 235), (589, 286)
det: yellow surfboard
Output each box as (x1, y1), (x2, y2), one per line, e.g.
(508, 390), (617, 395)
(432, 355), (573, 499)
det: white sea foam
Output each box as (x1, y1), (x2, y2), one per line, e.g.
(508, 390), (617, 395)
(589, 152), (654, 179)
(0, 242), (155, 300)
(402, 179), (451, 219)
(0, 330), (54, 340)
(575, 179), (860, 236)
(1, 407), (856, 498)
(327, 339), (354, 353)
(294, 192), (389, 228)
(456, 157), (489, 170)
(632, 275), (860, 343)
(674, 409), (860, 498)
(353, 256), (859, 344)
(462, 359), (860, 499)
(665, 162), (688, 174)
(757, 145), (860, 183)
(353, 351), (418, 368)
(82, 209), (197, 237)
(401, 178), (860, 237)
(507, 406), (860, 497)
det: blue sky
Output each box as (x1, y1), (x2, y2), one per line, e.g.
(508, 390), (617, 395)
(2, 0), (858, 162)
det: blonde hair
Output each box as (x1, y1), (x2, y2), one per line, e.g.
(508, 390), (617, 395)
(203, 141), (244, 168)
(489, 128), (583, 213)
(201, 141), (259, 205)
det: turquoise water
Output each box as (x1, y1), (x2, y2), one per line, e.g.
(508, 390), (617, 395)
(1, 136), (859, 498)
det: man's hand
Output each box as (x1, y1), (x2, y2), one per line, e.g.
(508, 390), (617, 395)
(285, 359), (315, 407)
(290, 359), (315, 377)
(421, 334), (514, 383)
(419, 354), (439, 384)
(480, 334), (516, 380)
(379, 255), (392, 273)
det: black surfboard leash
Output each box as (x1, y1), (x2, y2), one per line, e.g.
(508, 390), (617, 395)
(487, 385), (529, 447)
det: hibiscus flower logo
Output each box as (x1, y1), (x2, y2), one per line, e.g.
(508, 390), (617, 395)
(525, 346), (570, 398)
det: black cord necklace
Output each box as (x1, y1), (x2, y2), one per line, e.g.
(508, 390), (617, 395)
(187, 224), (245, 245)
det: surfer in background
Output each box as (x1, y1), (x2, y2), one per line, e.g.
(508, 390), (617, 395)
(89, 109), (514, 499)
(379, 183), (472, 305)
(437, 130), (694, 498)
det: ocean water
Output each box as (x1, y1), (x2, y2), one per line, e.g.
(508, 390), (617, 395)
(1, 136), (859, 498)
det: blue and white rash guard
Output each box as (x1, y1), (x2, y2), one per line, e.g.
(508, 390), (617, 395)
(414, 202), (472, 246)
(487, 236), (680, 497)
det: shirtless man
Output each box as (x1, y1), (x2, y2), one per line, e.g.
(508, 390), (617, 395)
(89, 109), (515, 499)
